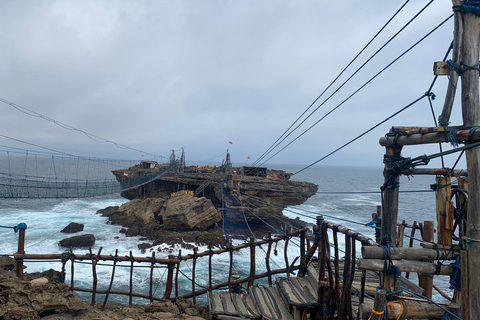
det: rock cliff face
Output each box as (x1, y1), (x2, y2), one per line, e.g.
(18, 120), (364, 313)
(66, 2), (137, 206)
(98, 194), (224, 246)
(112, 166), (318, 222)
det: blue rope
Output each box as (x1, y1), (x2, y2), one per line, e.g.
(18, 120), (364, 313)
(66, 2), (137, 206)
(449, 256), (461, 291)
(449, 129), (460, 148)
(401, 287), (462, 320)
(13, 223), (27, 233)
(365, 215), (380, 227)
(0, 223), (27, 232)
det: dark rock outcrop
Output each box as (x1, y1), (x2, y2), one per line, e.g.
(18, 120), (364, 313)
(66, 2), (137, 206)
(98, 194), (224, 246)
(60, 222), (84, 233)
(59, 234), (95, 248)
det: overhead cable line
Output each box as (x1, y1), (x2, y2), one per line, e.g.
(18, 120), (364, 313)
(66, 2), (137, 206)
(0, 97), (166, 159)
(291, 28), (454, 176)
(251, 0), (413, 167)
(252, 0), (434, 168)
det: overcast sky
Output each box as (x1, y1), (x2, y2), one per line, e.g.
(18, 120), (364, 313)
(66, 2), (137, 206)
(0, 1), (465, 170)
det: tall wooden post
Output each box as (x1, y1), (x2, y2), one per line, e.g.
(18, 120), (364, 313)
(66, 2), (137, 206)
(381, 146), (402, 291)
(460, 4), (480, 319)
(16, 224), (26, 280)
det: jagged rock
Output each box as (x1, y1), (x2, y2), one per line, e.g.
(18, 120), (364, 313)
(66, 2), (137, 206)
(58, 234), (95, 248)
(60, 222), (84, 233)
(160, 194), (221, 230)
(138, 242), (151, 253)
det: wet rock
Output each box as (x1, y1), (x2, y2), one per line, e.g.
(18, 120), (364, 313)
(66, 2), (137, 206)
(58, 234), (95, 248)
(137, 242), (151, 253)
(60, 222), (84, 234)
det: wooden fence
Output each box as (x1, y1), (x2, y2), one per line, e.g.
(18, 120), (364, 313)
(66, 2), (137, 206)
(12, 226), (309, 307)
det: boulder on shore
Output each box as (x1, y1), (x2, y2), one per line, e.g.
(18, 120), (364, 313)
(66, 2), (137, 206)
(60, 222), (84, 234)
(59, 234), (95, 248)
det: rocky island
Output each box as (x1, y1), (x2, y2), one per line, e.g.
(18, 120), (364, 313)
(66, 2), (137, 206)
(99, 154), (318, 249)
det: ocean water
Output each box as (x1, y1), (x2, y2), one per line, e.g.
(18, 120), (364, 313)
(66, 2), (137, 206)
(0, 164), (451, 304)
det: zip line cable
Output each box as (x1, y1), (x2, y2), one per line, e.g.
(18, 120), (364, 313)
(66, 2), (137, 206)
(0, 97), (167, 159)
(251, 0), (435, 168)
(259, 14), (453, 170)
(250, 0), (413, 167)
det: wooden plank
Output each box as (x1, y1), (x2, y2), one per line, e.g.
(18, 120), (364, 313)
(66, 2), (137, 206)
(209, 291), (224, 315)
(232, 293), (259, 318)
(251, 286), (293, 320)
(220, 292), (237, 315)
(433, 61), (450, 75)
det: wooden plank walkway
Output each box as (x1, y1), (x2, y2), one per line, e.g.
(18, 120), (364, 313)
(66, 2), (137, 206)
(208, 261), (426, 319)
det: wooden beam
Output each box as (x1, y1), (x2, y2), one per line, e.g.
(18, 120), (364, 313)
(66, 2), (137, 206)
(357, 259), (453, 275)
(439, 0), (463, 125)
(379, 128), (480, 147)
(359, 300), (446, 319)
(361, 246), (458, 260)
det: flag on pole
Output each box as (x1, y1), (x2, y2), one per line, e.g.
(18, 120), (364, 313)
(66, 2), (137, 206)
(229, 141), (233, 144)
(123, 171), (130, 177)
(247, 157), (251, 159)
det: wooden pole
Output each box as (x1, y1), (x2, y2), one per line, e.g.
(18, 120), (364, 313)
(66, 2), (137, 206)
(266, 232), (273, 285)
(369, 288), (386, 320)
(418, 220), (434, 299)
(174, 250), (180, 298)
(405, 220), (418, 279)
(461, 4), (480, 318)
(192, 247), (198, 304)
(163, 255), (175, 299)
(362, 246), (457, 260)
(16, 225), (26, 280)
(249, 237), (255, 287)
(436, 176), (453, 246)
(439, 0), (463, 124)
(381, 145), (402, 291)
(208, 243), (213, 291)
(103, 249), (118, 308)
(284, 230), (290, 278)
(300, 229), (306, 277)
(128, 250), (134, 306)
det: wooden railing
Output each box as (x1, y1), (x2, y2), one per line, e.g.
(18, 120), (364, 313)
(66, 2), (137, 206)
(12, 226), (309, 306)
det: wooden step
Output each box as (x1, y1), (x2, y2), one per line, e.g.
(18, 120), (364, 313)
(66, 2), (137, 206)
(208, 291), (260, 319)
